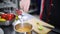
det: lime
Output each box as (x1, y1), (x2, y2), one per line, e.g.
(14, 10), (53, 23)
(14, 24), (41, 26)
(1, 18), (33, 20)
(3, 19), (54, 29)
(38, 26), (43, 30)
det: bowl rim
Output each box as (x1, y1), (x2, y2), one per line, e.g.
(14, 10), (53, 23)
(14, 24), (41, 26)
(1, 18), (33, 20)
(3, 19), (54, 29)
(13, 23), (33, 33)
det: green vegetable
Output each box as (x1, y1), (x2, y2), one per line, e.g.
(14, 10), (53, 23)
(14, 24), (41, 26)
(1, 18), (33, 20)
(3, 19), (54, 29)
(38, 26), (43, 30)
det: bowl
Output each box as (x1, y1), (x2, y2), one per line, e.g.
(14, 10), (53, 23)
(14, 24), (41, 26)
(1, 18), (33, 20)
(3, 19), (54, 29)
(14, 23), (33, 33)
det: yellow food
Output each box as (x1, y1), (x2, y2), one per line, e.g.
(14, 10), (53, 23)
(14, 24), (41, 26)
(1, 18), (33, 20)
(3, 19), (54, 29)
(15, 23), (32, 32)
(0, 18), (6, 22)
(15, 15), (19, 20)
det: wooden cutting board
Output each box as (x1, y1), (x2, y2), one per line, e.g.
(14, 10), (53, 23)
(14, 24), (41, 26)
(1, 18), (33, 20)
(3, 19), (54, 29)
(25, 18), (54, 34)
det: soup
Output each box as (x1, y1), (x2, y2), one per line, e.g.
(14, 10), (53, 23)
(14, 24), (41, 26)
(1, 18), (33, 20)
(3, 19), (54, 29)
(15, 23), (32, 32)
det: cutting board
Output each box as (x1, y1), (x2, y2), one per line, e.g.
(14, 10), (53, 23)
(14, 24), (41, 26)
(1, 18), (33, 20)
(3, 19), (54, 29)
(25, 18), (54, 34)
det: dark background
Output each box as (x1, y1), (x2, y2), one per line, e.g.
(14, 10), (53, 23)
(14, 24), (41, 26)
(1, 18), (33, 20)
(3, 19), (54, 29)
(42, 0), (60, 29)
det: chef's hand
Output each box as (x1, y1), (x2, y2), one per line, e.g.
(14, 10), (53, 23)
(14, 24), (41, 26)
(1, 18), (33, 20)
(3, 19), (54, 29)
(16, 10), (22, 15)
(20, 0), (30, 12)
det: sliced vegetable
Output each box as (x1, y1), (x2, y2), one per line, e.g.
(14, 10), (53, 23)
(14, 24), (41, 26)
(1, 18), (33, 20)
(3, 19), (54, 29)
(38, 26), (43, 30)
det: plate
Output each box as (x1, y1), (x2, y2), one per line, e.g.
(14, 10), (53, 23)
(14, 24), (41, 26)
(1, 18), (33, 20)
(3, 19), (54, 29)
(0, 28), (4, 34)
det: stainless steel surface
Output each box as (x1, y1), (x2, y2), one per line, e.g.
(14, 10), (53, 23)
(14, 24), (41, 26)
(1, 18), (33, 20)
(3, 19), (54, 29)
(0, 26), (38, 34)
(0, 28), (4, 34)
(0, 0), (18, 8)
(0, 2), (16, 8)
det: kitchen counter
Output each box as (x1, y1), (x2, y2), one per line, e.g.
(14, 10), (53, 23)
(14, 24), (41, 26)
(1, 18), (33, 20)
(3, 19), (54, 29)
(24, 18), (54, 34)
(0, 25), (38, 34)
(0, 25), (15, 34)
(0, 13), (54, 34)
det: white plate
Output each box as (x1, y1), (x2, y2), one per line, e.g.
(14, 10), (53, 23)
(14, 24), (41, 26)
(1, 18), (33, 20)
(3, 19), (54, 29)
(0, 28), (4, 34)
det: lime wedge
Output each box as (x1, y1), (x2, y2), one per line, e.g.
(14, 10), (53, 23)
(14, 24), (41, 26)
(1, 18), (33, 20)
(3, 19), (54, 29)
(38, 26), (43, 30)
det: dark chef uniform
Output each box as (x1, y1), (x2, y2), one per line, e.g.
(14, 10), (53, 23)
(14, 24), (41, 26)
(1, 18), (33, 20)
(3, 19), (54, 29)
(40, 0), (60, 28)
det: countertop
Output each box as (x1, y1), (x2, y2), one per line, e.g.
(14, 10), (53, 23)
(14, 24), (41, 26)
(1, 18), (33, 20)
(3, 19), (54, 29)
(0, 25), (38, 34)
(24, 18), (54, 34)
(0, 13), (54, 34)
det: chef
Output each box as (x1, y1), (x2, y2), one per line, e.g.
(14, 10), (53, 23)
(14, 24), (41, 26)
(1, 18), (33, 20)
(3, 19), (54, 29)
(20, 0), (30, 12)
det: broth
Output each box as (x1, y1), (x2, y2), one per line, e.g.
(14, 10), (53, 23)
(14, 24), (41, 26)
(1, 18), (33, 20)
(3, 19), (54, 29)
(15, 23), (32, 32)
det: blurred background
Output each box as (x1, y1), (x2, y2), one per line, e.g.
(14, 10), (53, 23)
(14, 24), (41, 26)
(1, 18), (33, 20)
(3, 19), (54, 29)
(0, 0), (60, 34)
(29, 0), (60, 34)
